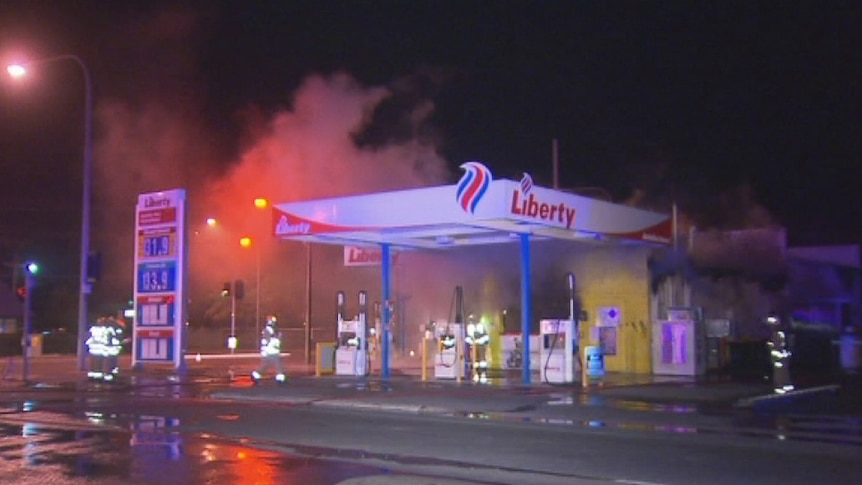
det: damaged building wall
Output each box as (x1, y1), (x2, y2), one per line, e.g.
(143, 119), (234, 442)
(548, 243), (653, 374)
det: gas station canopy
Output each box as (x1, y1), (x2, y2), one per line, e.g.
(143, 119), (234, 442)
(270, 162), (671, 383)
(270, 162), (672, 248)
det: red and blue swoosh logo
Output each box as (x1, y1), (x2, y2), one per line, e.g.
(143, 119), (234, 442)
(519, 172), (533, 194)
(456, 162), (492, 214)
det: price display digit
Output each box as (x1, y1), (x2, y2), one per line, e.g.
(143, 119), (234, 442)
(137, 262), (176, 293)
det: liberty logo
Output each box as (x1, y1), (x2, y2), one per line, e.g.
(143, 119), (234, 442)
(275, 215), (310, 235)
(510, 172), (576, 229)
(456, 161), (492, 214)
(519, 173), (533, 195)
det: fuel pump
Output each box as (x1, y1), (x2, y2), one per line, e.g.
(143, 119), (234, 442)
(336, 290), (346, 328)
(357, 291), (369, 375)
(540, 319), (577, 383)
(540, 273), (581, 384)
(335, 291), (369, 376)
(434, 322), (463, 379)
(434, 286), (466, 380)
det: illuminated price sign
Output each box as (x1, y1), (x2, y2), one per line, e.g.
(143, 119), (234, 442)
(138, 228), (176, 259)
(137, 295), (175, 327)
(137, 262), (177, 293)
(133, 188), (187, 370)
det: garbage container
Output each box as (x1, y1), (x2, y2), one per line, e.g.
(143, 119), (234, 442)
(315, 341), (337, 376)
(839, 328), (861, 373)
(26, 334), (43, 358)
(584, 345), (605, 379)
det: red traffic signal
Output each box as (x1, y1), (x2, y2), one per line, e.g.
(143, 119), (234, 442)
(16, 286), (26, 301)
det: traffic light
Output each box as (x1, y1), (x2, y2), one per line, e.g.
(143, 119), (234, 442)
(26, 262), (38, 274)
(16, 287), (26, 301)
(221, 282), (231, 297)
(234, 279), (245, 300)
(87, 252), (102, 283)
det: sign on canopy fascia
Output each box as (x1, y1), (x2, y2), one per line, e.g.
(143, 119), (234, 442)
(271, 162), (671, 247)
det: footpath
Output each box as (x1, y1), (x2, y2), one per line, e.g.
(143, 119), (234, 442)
(3, 353), (860, 419)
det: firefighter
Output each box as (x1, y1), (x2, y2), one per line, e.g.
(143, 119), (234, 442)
(101, 316), (126, 381)
(251, 315), (286, 384)
(85, 317), (108, 380)
(465, 321), (490, 383)
(766, 314), (794, 394)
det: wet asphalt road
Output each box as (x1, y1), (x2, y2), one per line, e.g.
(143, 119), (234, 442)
(0, 368), (859, 485)
(0, 378), (420, 485)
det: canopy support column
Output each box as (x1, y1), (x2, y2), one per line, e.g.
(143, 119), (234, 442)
(381, 243), (392, 379)
(520, 233), (532, 385)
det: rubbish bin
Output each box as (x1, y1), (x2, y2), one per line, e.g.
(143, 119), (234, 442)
(26, 334), (43, 358)
(839, 328), (861, 373)
(584, 345), (605, 379)
(315, 341), (337, 376)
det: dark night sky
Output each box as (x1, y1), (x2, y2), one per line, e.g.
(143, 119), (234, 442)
(1, 1), (861, 308)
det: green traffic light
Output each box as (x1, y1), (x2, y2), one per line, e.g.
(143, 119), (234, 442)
(26, 263), (38, 274)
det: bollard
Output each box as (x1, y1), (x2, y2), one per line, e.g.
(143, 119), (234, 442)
(456, 337), (463, 383)
(315, 342), (323, 377)
(421, 338), (429, 382)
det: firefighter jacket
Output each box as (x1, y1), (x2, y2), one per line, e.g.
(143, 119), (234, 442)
(465, 323), (490, 346)
(86, 318), (125, 357)
(104, 318), (124, 357)
(260, 327), (282, 357)
(85, 324), (108, 356)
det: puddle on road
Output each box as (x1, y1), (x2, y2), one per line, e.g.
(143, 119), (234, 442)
(0, 411), (394, 485)
(543, 392), (698, 414)
(335, 381), (396, 392)
(447, 405), (862, 446)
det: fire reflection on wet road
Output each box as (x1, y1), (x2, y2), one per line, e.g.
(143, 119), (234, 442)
(1, 373), (860, 485)
(0, 411), (388, 485)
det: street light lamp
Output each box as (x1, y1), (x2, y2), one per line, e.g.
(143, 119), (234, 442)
(7, 55), (94, 372)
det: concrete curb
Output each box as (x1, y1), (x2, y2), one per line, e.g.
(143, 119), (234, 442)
(207, 390), (325, 405)
(735, 384), (841, 408)
(311, 399), (451, 415)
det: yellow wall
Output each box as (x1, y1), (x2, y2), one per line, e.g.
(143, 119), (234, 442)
(565, 245), (653, 374)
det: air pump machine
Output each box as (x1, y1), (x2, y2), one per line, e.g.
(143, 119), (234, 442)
(539, 273), (581, 384)
(335, 290), (370, 376)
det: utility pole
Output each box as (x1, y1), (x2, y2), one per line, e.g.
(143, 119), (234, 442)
(552, 138), (560, 189)
(230, 282), (236, 354)
(21, 263), (37, 381)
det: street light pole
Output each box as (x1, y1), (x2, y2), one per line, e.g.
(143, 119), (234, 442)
(255, 242), (260, 337)
(230, 283), (236, 355)
(252, 198), (269, 337)
(21, 266), (34, 382)
(7, 55), (94, 372)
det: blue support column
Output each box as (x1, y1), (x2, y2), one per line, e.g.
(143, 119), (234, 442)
(381, 243), (392, 379)
(519, 233), (531, 385)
